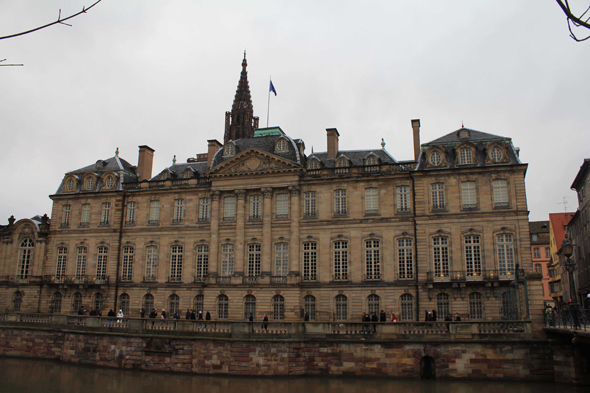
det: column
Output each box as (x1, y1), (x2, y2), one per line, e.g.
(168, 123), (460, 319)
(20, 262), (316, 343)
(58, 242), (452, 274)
(289, 186), (301, 275)
(235, 189), (246, 275)
(209, 191), (220, 278)
(261, 188), (273, 275)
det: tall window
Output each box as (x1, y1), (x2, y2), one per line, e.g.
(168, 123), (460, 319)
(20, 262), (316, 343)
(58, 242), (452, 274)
(100, 202), (111, 225)
(432, 237), (449, 279)
(56, 247), (67, 278)
(173, 199), (185, 223)
(85, 176), (95, 190)
(13, 291), (23, 312)
(334, 189), (347, 216)
(143, 294), (154, 312)
(248, 244), (261, 276)
(61, 205), (71, 227)
(170, 245), (183, 282)
(94, 293), (104, 311)
(461, 182), (477, 209)
(304, 191), (317, 217)
(224, 196), (236, 221)
(367, 294), (380, 315)
(96, 246), (108, 279)
(194, 294), (204, 314)
(274, 243), (289, 276)
(119, 293), (130, 316)
(333, 241), (349, 281)
(244, 295), (256, 320)
(431, 183), (445, 210)
(73, 292), (83, 313)
(105, 175), (115, 189)
(497, 234), (515, 276)
(365, 188), (378, 215)
(492, 180), (508, 207)
(169, 294), (180, 315)
(533, 248), (540, 258)
(126, 201), (137, 224)
(121, 246), (134, 281)
(365, 240), (381, 280)
(396, 186), (410, 212)
(75, 247), (87, 279)
(17, 239), (34, 279)
(249, 195), (261, 220)
(145, 245), (158, 280)
(149, 200), (160, 224)
(272, 295), (285, 320)
(398, 239), (414, 279)
(400, 294), (414, 321)
(459, 148), (472, 165)
(437, 293), (450, 320)
(335, 294), (348, 321)
(545, 248), (551, 258)
(276, 193), (289, 218)
(303, 242), (317, 281)
(218, 294), (229, 319)
(221, 244), (234, 276)
(195, 245), (209, 279)
(464, 235), (482, 277)
(304, 295), (316, 321)
(469, 292), (483, 320)
(50, 292), (62, 313)
(199, 198), (210, 222)
(80, 204), (91, 226)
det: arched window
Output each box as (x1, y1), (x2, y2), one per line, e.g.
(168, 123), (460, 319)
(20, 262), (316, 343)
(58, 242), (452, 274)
(119, 293), (130, 317)
(13, 291), (23, 312)
(85, 176), (95, 191)
(469, 292), (483, 320)
(50, 292), (62, 313)
(66, 178), (76, 192)
(217, 294), (229, 319)
(244, 295), (256, 320)
(194, 294), (204, 314)
(335, 294), (347, 321)
(169, 294), (180, 315)
(143, 294), (154, 312)
(17, 239), (34, 279)
(105, 175), (115, 189)
(275, 138), (288, 152)
(436, 293), (450, 320)
(400, 294), (414, 321)
(72, 292), (83, 313)
(304, 295), (316, 321)
(367, 294), (380, 315)
(272, 295), (285, 321)
(459, 148), (472, 165)
(94, 293), (104, 311)
(224, 144), (235, 157)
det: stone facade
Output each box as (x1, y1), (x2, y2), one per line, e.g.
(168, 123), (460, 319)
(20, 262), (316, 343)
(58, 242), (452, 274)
(0, 56), (543, 332)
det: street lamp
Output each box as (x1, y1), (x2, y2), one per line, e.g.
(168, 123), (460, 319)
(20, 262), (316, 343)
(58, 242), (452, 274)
(561, 237), (578, 308)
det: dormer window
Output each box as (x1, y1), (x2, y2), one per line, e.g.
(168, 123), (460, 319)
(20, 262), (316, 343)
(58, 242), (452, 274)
(364, 155), (379, 172)
(183, 170), (192, 179)
(105, 175), (114, 189)
(85, 177), (95, 191)
(429, 151), (443, 166)
(490, 147), (503, 163)
(307, 159), (320, 170)
(224, 144), (236, 157)
(459, 148), (473, 165)
(275, 139), (288, 153)
(66, 178), (76, 192)
(335, 157), (350, 174)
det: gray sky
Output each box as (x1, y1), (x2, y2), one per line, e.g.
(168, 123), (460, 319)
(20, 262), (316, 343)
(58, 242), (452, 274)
(1, 0), (588, 223)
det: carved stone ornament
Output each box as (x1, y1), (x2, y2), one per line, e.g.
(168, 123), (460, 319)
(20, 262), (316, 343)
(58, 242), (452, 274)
(210, 191), (220, 201)
(235, 189), (246, 199)
(289, 186), (301, 195)
(18, 224), (35, 240)
(263, 188), (273, 198)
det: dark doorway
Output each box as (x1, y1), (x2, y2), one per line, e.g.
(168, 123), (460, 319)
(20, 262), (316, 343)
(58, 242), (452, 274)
(420, 356), (436, 380)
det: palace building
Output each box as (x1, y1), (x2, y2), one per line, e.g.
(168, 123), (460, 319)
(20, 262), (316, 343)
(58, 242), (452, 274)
(0, 55), (543, 326)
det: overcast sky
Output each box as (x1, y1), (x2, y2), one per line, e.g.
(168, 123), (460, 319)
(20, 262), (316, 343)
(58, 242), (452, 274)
(1, 0), (589, 223)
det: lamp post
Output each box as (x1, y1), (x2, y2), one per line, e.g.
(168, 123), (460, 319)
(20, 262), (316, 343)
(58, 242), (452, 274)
(561, 237), (578, 307)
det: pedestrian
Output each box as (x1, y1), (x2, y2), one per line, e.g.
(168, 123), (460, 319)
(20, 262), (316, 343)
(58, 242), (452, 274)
(371, 311), (378, 333)
(205, 311), (211, 321)
(107, 308), (115, 327)
(185, 309), (191, 320)
(161, 309), (167, 319)
(173, 311), (180, 320)
(140, 308), (145, 318)
(198, 310), (203, 320)
(379, 310), (386, 322)
(432, 309), (438, 321)
(116, 309), (124, 324)
(455, 313), (461, 322)
(190, 310), (196, 320)
(363, 313), (370, 334)
(425, 310), (429, 321)
(444, 313), (452, 321)
(249, 312), (254, 322)
(391, 310), (397, 322)
(262, 314), (269, 331)
(304, 311), (309, 321)
(89, 308), (96, 316)
(96, 308), (101, 317)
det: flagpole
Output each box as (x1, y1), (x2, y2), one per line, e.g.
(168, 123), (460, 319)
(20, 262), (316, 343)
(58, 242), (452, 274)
(267, 75), (271, 128)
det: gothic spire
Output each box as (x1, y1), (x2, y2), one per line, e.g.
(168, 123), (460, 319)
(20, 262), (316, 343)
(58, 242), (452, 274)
(224, 52), (259, 143)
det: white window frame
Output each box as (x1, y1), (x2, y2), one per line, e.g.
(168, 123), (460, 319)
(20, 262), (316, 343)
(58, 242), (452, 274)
(397, 238), (414, 279)
(249, 195), (261, 220)
(149, 200), (160, 224)
(100, 202), (111, 225)
(274, 243), (289, 276)
(364, 187), (379, 215)
(276, 193), (289, 219)
(199, 198), (210, 222)
(221, 244), (234, 276)
(224, 196), (236, 221)
(304, 191), (317, 217)
(334, 189), (347, 216)
(431, 183), (445, 210)
(492, 179), (509, 207)
(126, 201), (137, 224)
(464, 235), (482, 277)
(173, 199), (185, 223)
(461, 181), (477, 209)
(396, 186), (410, 213)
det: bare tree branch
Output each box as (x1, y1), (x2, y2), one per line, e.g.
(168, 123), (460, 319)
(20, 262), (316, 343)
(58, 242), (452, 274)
(0, 0), (102, 41)
(556, 0), (590, 41)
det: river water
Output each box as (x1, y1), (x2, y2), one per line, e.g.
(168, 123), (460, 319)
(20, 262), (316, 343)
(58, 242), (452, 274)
(0, 357), (584, 393)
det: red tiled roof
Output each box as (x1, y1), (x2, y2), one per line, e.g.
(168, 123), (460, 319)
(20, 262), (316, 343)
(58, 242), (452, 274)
(549, 212), (576, 248)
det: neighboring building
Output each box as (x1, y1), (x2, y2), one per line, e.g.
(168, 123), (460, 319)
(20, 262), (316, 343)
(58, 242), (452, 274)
(0, 56), (543, 326)
(530, 221), (553, 308)
(548, 212), (575, 307)
(568, 159), (590, 309)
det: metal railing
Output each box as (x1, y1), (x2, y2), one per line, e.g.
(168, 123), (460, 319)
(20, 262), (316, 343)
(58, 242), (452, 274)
(43, 275), (109, 285)
(427, 269), (525, 283)
(545, 308), (589, 331)
(1, 275), (43, 284)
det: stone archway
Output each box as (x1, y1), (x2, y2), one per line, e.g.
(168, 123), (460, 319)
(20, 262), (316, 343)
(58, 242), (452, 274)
(420, 356), (436, 379)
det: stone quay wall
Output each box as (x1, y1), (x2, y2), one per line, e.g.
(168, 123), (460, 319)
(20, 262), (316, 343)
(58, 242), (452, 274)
(0, 326), (585, 384)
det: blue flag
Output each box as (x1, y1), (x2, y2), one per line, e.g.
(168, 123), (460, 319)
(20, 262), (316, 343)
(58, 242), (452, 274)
(269, 80), (277, 96)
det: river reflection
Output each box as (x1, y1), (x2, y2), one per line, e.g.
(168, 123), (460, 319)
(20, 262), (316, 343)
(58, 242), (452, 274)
(0, 357), (584, 393)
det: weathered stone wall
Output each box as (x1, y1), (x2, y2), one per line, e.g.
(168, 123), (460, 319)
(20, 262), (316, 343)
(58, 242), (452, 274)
(0, 327), (579, 383)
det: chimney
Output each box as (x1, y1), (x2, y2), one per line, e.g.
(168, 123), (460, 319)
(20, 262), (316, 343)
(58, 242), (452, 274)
(411, 119), (421, 161)
(207, 139), (223, 168)
(326, 128), (339, 159)
(137, 145), (155, 181)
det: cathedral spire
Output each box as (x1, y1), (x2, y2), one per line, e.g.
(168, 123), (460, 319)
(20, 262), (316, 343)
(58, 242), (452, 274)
(224, 53), (259, 144)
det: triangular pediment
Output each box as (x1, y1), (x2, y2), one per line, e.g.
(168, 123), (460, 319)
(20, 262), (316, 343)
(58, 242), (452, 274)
(208, 147), (301, 177)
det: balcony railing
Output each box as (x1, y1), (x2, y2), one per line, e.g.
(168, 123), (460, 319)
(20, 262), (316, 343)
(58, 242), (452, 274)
(270, 276), (287, 284)
(427, 269), (526, 283)
(302, 274), (317, 282)
(167, 276), (182, 283)
(193, 276), (207, 283)
(1, 275), (43, 284)
(43, 275), (109, 285)
(217, 276), (231, 284)
(143, 275), (158, 283)
(363, 273), (382, 281)
(243, 276), (259, 284)
(332, 274), (349, 282)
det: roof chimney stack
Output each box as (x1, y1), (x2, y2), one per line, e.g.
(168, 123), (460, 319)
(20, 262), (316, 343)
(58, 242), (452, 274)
(137, 145), (155, 181)
(411, 119), (421, 161)
(207, 139), (223, 168)
(326, 128), (339, 159)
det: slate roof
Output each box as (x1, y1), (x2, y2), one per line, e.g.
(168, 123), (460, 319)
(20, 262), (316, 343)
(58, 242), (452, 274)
(151, 161), (209, 181)
(211, 134), (304, 169)
(571, 158), (590, 190)
(529, 220), (550, 234)
(423, 128), (508, 146)
(308, 149), (397, 168)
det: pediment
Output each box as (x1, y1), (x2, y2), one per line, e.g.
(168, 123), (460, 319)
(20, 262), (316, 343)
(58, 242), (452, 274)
(208, 148), (301, 177)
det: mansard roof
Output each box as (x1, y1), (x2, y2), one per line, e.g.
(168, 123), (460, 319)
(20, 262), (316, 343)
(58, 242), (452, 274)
(150, 161), (209, 181)
(423, 127), (509, 146)
(211, 134), (303, 168)
(307, 149), (397, 168)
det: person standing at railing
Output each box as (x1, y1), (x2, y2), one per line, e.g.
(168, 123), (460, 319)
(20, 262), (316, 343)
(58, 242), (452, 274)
(107, 309), (115, 327)
(185, 309), (191, 320)
(391, 310), (397, 322)
(205, 311), (211, 321)
(140, 308), (145, 318)
(116, 309), (124, 325)
(190, 310), (196, 320)
(161, 309), (167, 319)
(262, 314), (269, 331)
